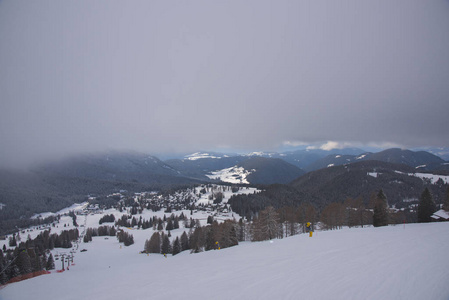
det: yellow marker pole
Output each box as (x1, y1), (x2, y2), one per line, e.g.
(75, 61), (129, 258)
(309, 231), (313, 237)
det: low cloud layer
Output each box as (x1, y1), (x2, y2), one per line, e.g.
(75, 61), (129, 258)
(1, 0), (449, 168)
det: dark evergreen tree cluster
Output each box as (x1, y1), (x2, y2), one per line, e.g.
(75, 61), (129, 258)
(117, 231), (134, 246)
(0, 228), (79, 284)
(143, 220), (239, 256)
(116, 213), (186, 231)
(99, 214), (116, 224)
(417, 187), (437, 223)
(0, 214), (60, 236)
(228, 185), (302, 221)
(83, 226), (117, 243)
(68, 211), (78, 227)
(444, 186), (449, 212)
(372, 190), (389, 227)
(190, 220), (239, 252)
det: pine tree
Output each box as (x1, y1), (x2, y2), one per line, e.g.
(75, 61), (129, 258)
(0, 260), (8, 284)
(443, 186), (449, 212)
(16, 250), (32, 275)
(161, 234), (171, 255)
(373, 190), (388, 227)
(180, 231), (190, 251)
(172, 237), (181, 256)
(166, 219), (174, 231)
(9, 234), (17, 247)
(205, 226), (216, 251)
(46, 253), (55, 270)
(157, 219), (164, 231)
(146, 232), (161, 253)
(0, 250), (7, 284)
(417, 187), (437, 223)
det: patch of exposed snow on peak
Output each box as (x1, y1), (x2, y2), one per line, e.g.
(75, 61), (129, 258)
(368, 172), (379, 178)
(356, 154), (366, 160)
(335, 155), (341, 158)
(415, 165), (426, 169)
(206, 166), (252, 184)
(185, 152), (221, 160)
(327, 164), (334, 167)
(246, 152), (265, 156)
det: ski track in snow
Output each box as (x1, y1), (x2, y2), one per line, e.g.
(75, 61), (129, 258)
(2, 222), (449, 300)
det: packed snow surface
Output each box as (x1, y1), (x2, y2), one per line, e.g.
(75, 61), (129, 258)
(2, 222), (449, 300)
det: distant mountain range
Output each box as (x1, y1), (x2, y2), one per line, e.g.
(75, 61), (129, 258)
(304, 148), (448, 173)
(1, 147), (447, 231)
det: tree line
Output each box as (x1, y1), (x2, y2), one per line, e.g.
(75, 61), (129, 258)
(0, 228), (79, 284)
(143, 219), (239, 256)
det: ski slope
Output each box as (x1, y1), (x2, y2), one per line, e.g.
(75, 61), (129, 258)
(2, 222), (449, 300)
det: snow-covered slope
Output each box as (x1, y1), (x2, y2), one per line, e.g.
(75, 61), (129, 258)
(31, 202), (89, 219)
(2, 222), (449, 300)
(206, 166), (252, 184)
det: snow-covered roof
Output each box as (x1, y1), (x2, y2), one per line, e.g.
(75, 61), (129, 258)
(431, 209), (449, 220)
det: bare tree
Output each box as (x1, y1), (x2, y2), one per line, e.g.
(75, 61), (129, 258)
(251, 206), (280, 241)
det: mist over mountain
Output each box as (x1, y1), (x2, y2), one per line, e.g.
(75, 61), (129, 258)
(34, 151), (181, 182)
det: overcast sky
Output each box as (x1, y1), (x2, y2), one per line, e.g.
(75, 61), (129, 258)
(1, 0), (449, 168)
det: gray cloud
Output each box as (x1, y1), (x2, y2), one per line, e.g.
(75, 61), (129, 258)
(1, 0), (449, 168)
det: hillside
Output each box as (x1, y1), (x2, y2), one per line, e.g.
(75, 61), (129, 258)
(35, 151), (182, 182)
(304, 148), (447, 172)
(291, 160), (447, 208)
(164, 156), (247, 180)
(0, 152), (204, 234)
(2, 221), (448, 300)
(365, 148), (445, 167)
(238, 157), (305, 184)
(166, 156), (305, 185)
(304, 154), (358, 172)
(228, 160), (449, 217)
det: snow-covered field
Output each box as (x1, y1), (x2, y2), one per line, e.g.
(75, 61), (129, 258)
(206, 166), (253, 184)
(368, 170), (449, 184)
(2, 222), (449, 300)
(412, 172), (449, 184)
